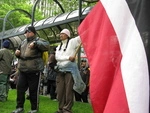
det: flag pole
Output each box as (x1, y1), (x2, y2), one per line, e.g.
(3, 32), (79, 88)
(74, 43), (82, 58)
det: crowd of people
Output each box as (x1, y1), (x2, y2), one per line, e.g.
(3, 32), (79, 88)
(0, 26), (90, 113)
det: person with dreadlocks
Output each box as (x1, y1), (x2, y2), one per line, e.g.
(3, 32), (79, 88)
(55, 29), (85, 113)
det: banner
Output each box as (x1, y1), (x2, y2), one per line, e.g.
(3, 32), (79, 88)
(78, 0), (150, 113)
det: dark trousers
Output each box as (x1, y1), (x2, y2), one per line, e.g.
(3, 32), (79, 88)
(75, 86), (89, 103)
(47, 80), (56, 99)
(56, 72), (74, 113)
(16, 71), (41, 110)
(0, 74), (9, 101)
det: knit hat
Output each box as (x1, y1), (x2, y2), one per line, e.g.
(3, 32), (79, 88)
(25, 26), (36, 34)
(3, 40), (10, 48)
(60, 29), (70, 37)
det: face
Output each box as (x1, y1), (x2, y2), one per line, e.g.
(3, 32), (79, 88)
(25, 30), (35, 38)
(60, 33), (68, 41)
(81, 61), (86, 67)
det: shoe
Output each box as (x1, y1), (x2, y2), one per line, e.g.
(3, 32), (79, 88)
(28, 110), (38, 113)
(52, 99), (57, 101)
(12, 108), (24, 113)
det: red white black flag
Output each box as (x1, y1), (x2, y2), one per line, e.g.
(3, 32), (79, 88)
(78, 0), (150, 113)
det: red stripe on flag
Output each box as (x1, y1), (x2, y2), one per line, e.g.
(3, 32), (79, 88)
(78, 2), (129, 113)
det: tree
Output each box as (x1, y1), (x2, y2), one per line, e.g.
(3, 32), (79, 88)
(0, 0), (44, 31)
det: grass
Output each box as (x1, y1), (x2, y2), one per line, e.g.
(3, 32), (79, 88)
(0, 89), (93, 113)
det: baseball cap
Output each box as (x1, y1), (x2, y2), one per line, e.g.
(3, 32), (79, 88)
(25, 26), (36, 34)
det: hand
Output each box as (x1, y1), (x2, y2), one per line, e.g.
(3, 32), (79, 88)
(29, 42), (35, 49)
(13, 75), (18, 81)
(15, 50), (21, 56)
(69, 56), (75, 62)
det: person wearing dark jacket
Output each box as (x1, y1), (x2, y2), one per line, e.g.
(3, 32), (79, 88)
(47, 47), (57, 100)
(0, 40), (13, 102)
(75, 60), (90, 103)
(12, 26), (49, 113)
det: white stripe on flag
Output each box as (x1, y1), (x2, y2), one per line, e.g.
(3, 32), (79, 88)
(101, 0), (149, 113)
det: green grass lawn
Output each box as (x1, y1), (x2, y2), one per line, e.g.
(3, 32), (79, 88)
(0, 89), (93, 113)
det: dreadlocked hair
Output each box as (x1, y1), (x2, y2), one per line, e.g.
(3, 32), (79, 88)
(59, 38), (70, 51)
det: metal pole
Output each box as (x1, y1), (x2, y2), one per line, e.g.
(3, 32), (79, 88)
(53, 0), (65, 13)
(79, 0), (82, 25)
(31, 0), (41, 26)
(77, 0), (83, 68)
(1, 9), (32, 48)
(0, 18), (14, 29)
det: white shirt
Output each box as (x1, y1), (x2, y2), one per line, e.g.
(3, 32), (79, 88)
(55, 36), (81, 68)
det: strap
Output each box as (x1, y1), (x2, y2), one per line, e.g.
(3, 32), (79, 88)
(19, 56), (41, 60)
(18, 37), (39, 50)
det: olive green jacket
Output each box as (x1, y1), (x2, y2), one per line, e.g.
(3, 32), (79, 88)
(0, 48), (13, 74)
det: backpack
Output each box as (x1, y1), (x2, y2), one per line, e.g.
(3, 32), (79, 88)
(42, 51), (49, 65)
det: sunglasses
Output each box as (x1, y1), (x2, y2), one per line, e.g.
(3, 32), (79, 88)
(25, 30), (32, 33)
(81, 60), (86, 62)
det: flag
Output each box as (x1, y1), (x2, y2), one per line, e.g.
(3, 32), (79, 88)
(78, 0), (150, 113)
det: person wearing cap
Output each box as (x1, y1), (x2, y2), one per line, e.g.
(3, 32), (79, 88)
(0, 40), (13, 102)
(55, 29), (86, 113)
(12, 26), (49, 113)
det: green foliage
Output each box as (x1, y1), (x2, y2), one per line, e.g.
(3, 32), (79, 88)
(60, 0), (79, 12)
(0, 0), (96, 31)
(0, 90), (93, 113)
(0, 0), (44, 31)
